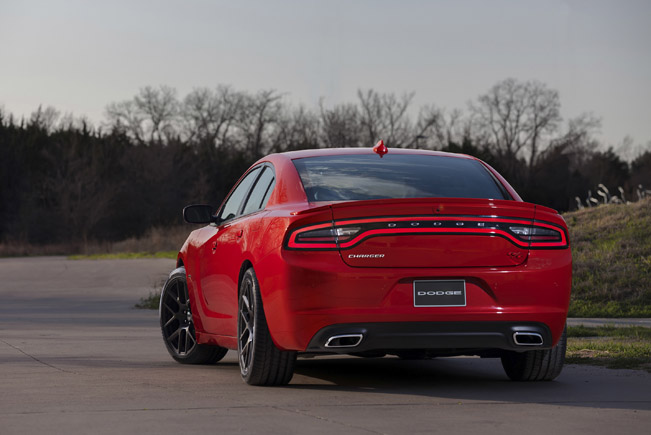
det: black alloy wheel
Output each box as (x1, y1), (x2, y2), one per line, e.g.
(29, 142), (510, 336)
(160, 267), (227, 364)
(238, 267), (296, 385)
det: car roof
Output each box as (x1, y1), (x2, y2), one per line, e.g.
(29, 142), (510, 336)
(268, 147), (477, 161)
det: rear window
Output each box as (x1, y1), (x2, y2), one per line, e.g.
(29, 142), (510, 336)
(292, 154), (509, 201)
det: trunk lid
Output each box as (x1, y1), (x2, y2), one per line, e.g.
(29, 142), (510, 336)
(330, 198), (535, 268)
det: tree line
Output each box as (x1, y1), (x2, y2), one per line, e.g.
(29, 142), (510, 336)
(1, 78), (649, 248)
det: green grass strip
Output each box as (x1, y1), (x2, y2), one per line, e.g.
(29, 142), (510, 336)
(566, 325), (651, 372)
(568, 325), (651, 339)
(68, 251), (177, 260)
(569, 300), (651, 318)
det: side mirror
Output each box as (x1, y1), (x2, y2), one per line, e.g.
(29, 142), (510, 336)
(183, 204), (215, 224)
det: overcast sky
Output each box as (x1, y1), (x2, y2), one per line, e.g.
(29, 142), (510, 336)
(1, 0), (649, 153)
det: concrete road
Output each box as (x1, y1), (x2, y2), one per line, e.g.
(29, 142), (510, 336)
(1, 257), (649, 434)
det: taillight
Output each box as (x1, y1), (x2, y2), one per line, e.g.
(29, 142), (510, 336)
(508, 225), (566, 247)
(286, 217), (568, 250)
(288, 225), (361, 249)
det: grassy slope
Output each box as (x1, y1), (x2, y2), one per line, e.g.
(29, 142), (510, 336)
(565, 198), (651, 317)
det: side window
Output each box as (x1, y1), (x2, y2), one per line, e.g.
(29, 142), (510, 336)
(218, 167), (261, 222)
(259, 179), (275, 210)
(242, 167), (275, 215)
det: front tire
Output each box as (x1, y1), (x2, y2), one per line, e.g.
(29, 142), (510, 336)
(238, 267), (296, 386)
(501, 326), (567, 381)
(160, 267), (228, 364)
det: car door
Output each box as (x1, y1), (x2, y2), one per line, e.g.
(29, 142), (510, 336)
(198, 166), (261, 336)
(199, 165), (276, 337)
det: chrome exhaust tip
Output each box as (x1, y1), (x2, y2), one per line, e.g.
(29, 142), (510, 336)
(513, 332), (544, 346)
(324, 334), (364, 348)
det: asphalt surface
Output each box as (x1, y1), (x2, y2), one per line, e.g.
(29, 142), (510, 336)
(1, 256), (649, 434)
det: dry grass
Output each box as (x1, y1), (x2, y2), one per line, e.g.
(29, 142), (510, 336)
(107, 226), (194, 254)
(0, 226), (196, 258)
(0, 241), (74, 257)
(564, 198), (651, 317)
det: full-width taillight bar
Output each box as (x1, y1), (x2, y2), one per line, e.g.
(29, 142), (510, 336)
(285, 216), (568, 250)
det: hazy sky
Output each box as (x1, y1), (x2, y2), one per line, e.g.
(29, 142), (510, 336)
(1, 0), (649, 151)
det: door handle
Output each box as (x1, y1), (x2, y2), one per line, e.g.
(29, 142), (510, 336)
(237, 229), (243, 238)
(212, 241), (217, 252)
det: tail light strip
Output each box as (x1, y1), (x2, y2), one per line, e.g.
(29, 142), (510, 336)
(286, 216), (568, 250)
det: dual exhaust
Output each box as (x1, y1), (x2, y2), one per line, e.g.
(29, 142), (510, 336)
(323, 330), (543, 349)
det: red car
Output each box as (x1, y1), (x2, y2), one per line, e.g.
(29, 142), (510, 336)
(159, 144), (571, 386)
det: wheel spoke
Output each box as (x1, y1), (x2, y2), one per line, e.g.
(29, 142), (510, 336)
(240, 311), (250, 330)
(163, 302), (175, 315)
(240, 326), (249, 342)
(182, 328), (189, 353)
(241, 339), (251, 365)
(167, 327), (181, 350)
(164, 316), (177, 328)
(186, 328), (196, 347)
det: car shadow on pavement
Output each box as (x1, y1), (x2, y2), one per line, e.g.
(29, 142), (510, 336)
(290, 356), (651, 411)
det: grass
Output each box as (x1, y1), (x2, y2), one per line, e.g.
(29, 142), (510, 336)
(564, 198), (651, 317)
(68, 251), (177, 260)
(1, 226), (193, 258)
(135, 277), (167, 310)
(566, 325), (651, 372)
(135, 291), (161, 310)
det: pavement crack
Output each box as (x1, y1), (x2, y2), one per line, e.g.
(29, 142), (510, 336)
(272, 405), (387, 435)
(0, 339), (73, 374)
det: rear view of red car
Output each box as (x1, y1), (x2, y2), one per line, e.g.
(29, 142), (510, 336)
(159, 145), (571, 385)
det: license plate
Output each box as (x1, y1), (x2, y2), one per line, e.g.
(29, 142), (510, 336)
(413, 280), (466, 307)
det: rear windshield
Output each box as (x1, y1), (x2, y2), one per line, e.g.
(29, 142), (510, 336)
(292, 154), (509, 201)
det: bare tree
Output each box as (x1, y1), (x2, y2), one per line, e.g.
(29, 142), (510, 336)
(106, 85), (179, 144)
(405, 105), (449, 149)
(181, 85), (243, 148)
(237, 90), (283, 159)
(105, 100), (146, 143)
(134, 85), (178, 143)
(357, 89), (416, 147)
(270, 106), (320, 152)
(30, 105), (61, 133)
(319, 101), (362, 148)
(471, 78), (562, 180)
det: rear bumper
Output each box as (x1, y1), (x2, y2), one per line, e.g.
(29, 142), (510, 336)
(306, 321), (553, 353)
(257, 248), (572, 352)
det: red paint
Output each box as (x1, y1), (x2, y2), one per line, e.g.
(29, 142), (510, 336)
(373, 139), (388, 157)
(177, 148), (571, 351)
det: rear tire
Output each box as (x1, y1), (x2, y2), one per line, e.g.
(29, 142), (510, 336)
(501, 326), (566, 381)
(160, 267), (228, 364)
(238, 267), (296, 386)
